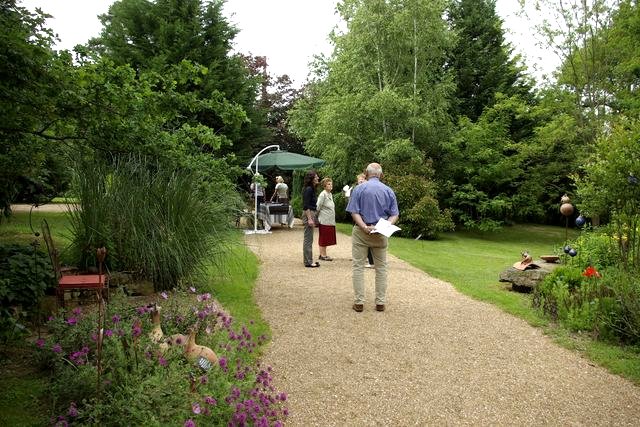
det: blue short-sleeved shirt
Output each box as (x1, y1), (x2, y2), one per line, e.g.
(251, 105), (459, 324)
(346, 177), (399, 224)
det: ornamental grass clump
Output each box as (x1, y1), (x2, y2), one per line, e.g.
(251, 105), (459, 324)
(68, 155), (240, 291)
(35, 289), (287, 426)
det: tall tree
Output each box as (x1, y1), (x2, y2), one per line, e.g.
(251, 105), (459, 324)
(0, 1), (72, 216)
(88, 0), (268, 158)
(290, 0), (455, 237)
(447, 0), (532, 122)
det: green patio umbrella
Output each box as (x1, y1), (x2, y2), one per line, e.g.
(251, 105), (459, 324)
(253, 150), (325, 172)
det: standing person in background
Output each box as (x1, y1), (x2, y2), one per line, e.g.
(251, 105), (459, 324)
(346, 163), (399, 312)
(250, 174), (265, 207)
(317, 177), (336, 261)
(270, 175), (289, 203)
(302, 170), (320, 268)
(354, 173), (375, 268)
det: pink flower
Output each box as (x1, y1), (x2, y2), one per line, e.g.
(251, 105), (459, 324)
(204, 396), (217, 405)
(66, 317), (77, 326)
(189, 286), (196, 293)
(160, 291), (168, 300)
(111, 314), (121, 324)
(35, 338), (45, 348)
(192, 402), (201, 414)
(184, 419), (196, 427)
(68, 402), (78, 417)
(52, 343), (62, 353)
(72, 307), (82, 316)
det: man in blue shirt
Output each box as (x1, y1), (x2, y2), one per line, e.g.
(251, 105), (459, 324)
(346, 163), (399, 312)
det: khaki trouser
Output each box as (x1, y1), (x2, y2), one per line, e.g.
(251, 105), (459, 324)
(352, 225), (388, 305)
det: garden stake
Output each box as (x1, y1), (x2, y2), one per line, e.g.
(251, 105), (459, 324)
(29, 204), (42, 338)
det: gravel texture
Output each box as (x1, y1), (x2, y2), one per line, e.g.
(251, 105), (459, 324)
(245, 223), (640, 426)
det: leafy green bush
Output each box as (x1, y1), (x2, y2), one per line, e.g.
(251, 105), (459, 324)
(598, 269), (640, 344)
(534, 263), (640, 344)
(570, 227), (622, 270)
(573, 119), (640, 270)
(35, 289), (287, 425)
(533, 266), (583, 321)
(0, 243), (54, 341)
(379, 140), (454, 238)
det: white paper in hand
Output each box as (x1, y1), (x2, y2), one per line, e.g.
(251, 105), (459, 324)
(342, 185), (352, 198)
(370, 218), (401, 237)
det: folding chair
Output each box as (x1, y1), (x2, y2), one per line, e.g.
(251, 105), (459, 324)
(41, 219), (109, 308)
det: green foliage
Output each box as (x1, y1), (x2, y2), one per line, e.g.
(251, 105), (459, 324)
(67, 156), (240, 291)
(0, 3), (73, 216)
(0, 243), (54, 341)
(574, 119), (640, 269)
(534, 264), (640, 345)
(447, 0), (534, 121)
(290, 0), (455, 187)
(89, 0), (265, 159)
(533, 266), (586, 321)
(570, 228), (621, 270)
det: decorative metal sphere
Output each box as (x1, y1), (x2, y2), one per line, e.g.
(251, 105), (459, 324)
(568, 248), (577, 257)
(575, 215), (586, 227)
(560, 203), (574, 216)
(560, 194), (571, 204)
(563, 245), (572, 253)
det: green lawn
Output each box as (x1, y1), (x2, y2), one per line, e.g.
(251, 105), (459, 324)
(337, 222), (640, 384)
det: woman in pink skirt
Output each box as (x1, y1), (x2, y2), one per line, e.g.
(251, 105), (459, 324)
(317, 177), (337, 261)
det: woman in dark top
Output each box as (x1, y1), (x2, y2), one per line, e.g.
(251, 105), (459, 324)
(302, 170), (320, 267)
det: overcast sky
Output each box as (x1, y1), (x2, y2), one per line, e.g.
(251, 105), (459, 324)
(19, 0), (559, 86)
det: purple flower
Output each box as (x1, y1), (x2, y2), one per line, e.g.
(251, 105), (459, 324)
(68, 402), (78, 417)
(47, 315), (55, 322)
(111, 314), (121, 324)
(197, 293), (210, 302)
(72, 307), (82, 316)
(204, 396), (217, 406)
(218, 357), (227, 370)
(132, 323), (142, 338)
(136, 306), (147, 315)
(52, 344), (62, 354)
(35, 338), (45, 348)
(66, 317), (77, 326)
(175, 336), (183, 345)
(200, 375), (208, 384)
(184, 419), (196, 427)
(158, 355), (168, 367)
(104, 329), (113, 338)
(160, 291), (168, 300)
(189, 286), (196, 293)
(192, 403), (201, 415)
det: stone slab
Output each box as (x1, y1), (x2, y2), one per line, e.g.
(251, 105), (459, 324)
(499, 260), (561, 292)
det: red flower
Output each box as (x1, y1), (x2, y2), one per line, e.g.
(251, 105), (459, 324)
(582, 266), (601, 278)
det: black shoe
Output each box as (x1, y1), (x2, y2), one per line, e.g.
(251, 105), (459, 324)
(305, 262), (320, 268)
(352, 304), (364, 312)
(375, 305), (385, 312)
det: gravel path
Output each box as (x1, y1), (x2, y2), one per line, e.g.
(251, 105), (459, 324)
(245, 224), (640, 426)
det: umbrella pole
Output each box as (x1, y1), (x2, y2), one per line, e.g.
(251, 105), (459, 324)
(254, 158), (258, 233)
(245, 144), (280, 235)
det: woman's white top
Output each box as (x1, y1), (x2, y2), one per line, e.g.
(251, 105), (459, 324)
(316, 190), (336, 226)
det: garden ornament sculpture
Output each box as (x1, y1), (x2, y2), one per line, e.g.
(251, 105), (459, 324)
(560, 194), (574, 242)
